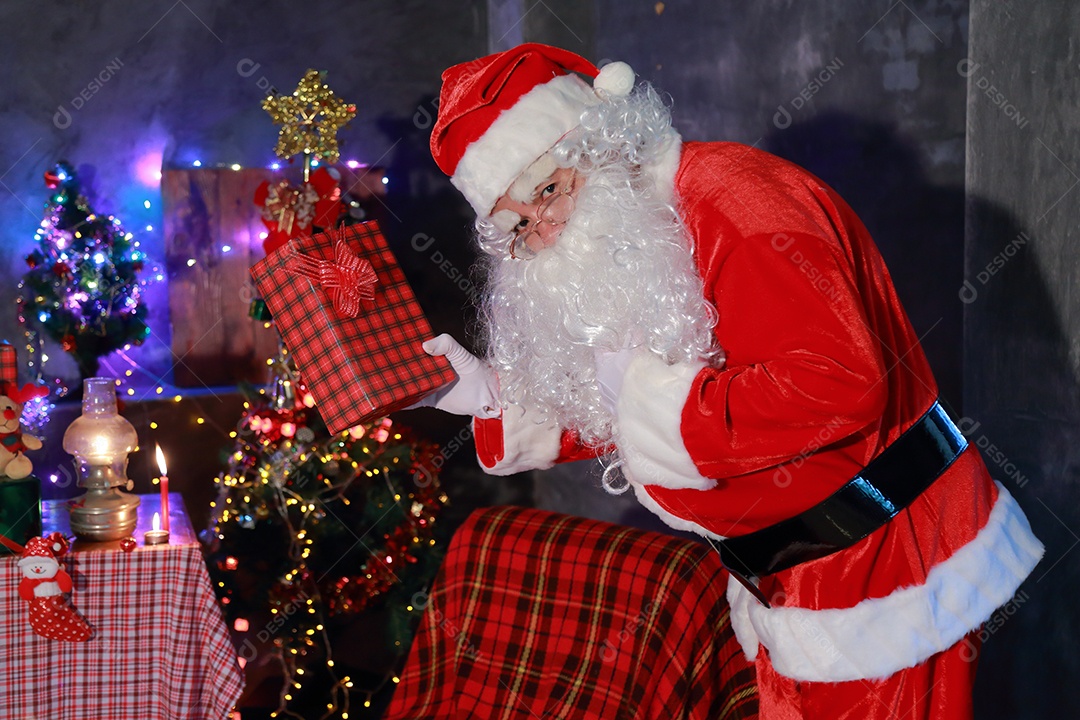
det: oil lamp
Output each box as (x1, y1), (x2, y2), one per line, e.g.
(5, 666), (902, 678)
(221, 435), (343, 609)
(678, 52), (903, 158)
(62, 378), (140, 541)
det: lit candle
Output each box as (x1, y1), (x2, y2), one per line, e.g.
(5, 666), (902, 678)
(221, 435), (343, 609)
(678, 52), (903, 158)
(155, 444), (170, 533)
(144, 512), (169, 545)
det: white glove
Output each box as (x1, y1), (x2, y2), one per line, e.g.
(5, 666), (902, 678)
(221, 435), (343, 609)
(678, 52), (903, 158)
(412, 334), (501, 418)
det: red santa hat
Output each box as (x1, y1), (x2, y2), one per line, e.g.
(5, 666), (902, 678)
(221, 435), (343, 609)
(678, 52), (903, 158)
(430, 43), (636, 217)
(16, 533), (67, 570)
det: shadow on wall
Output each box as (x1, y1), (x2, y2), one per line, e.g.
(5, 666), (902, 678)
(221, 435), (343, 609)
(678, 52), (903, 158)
(374, 96), (484, 348)
(763, 112), (965, 409)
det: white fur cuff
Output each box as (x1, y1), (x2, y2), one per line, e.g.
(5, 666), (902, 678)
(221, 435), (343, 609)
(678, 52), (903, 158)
(614, 351), (715, 491)
(477, 403), (562, 476)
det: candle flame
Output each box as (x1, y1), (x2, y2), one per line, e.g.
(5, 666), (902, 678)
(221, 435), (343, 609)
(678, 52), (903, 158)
(152, 512), (161, 532)
(155, 444), (168, 476)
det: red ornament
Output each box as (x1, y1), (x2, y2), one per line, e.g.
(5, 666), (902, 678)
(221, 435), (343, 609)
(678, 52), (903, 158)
(47, 532), (70, 557)
(53, 262), (70, 277)
(119, 537), (136, 553)
(308, 166), (345, 229)
(25, 255), (37, 269)
(44, 170), (61, 189)
(61, 335), (76, 352)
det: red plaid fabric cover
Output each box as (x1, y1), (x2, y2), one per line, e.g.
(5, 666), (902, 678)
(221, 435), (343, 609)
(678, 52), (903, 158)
(250, 221), (456, 434)
(385, 506), (758, 720)
(0, 341), (16, 386)
(0, 543), (243, 719)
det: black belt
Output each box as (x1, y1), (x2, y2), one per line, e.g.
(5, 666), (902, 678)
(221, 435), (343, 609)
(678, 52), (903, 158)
(714, 400), (967, 607)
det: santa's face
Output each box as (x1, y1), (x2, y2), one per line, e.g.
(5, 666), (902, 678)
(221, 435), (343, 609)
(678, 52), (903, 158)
(20, 557), (58, 579)
(489, 166), (582, 259)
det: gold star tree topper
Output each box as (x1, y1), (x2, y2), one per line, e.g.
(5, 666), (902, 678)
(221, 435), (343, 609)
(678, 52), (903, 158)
(263, 69), (357, 164)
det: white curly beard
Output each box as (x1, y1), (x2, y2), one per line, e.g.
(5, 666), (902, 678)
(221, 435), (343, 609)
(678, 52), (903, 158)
(477, 87), (717, 450)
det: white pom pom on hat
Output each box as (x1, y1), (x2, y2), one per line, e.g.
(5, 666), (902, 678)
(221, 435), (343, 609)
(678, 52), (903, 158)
(593, 61), (636, 99)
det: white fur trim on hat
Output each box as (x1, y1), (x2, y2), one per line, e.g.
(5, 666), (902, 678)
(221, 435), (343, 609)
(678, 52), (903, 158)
(508, 153), (559, 203)
(594, 61), (635, 99)
(613, 350), (716, 491)
(727, 482), (1044, 682)
(452, 74), (599, 217)
(18, 553), (58, 570)
(475, 403), (562, 476)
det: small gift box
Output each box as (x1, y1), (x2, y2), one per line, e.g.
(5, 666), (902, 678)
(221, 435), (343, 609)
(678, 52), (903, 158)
(250, 221), (456, 434)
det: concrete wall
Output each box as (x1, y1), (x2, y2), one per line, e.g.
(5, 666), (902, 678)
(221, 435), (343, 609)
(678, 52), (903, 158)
(965, 2), (1080, 717)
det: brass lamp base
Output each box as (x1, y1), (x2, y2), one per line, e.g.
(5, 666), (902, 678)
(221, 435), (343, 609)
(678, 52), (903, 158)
(69, 487), (140, 541)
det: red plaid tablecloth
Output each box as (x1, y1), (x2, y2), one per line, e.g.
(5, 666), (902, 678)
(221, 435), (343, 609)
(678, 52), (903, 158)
(385, 506), (758, 720)
(0, 501), (243, 719)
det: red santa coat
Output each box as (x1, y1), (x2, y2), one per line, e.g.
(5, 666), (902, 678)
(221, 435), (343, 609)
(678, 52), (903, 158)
(473, 140), (1043, 683)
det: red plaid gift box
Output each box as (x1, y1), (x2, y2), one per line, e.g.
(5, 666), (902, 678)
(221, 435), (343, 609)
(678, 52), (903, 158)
(251, 222), (456, 433)
(0, 341), (15, 386)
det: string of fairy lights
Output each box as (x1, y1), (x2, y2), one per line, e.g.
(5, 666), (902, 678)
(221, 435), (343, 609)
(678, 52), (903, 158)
(204, 341), (447, 719)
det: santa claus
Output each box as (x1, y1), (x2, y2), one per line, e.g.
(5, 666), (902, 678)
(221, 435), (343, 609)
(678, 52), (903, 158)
(414, 43), (1044, 718)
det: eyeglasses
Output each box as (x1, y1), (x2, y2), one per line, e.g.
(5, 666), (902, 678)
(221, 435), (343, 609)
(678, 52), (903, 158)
(507, 172), (578, 260)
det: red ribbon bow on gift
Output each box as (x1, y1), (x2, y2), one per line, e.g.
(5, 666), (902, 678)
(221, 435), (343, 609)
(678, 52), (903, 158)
(255, 167), (345, 255)
(287, 236), (378, 318)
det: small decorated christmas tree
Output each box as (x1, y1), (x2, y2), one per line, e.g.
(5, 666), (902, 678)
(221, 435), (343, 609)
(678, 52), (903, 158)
(19, 161), (150, 381)
(203, 337), (448, 718)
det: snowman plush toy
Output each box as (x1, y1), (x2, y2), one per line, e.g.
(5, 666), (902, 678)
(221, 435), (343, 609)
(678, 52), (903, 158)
(17, 533), (93, 641)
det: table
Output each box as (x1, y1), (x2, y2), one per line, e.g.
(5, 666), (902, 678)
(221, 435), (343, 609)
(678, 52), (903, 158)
(0, 493), (244, 720)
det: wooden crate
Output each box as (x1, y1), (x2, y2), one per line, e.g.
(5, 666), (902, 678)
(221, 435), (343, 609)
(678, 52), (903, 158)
(162, 167), (279, 388)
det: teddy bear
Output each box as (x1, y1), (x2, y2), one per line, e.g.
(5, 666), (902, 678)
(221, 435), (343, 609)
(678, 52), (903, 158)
(0, 382), (48, 480)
